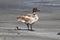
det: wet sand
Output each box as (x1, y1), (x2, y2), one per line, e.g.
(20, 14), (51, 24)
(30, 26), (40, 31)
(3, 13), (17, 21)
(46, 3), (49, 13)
(0, 9), (60, 40)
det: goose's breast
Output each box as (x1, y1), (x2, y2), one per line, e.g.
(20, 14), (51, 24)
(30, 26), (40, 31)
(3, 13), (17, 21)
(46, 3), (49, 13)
(30, 15), (39, 23)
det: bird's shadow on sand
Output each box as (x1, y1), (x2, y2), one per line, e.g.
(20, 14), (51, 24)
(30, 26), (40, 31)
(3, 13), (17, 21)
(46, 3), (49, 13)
(7, 28), (35, 32)
(15, 29), (35, 31)
(2, 28), (35, 35)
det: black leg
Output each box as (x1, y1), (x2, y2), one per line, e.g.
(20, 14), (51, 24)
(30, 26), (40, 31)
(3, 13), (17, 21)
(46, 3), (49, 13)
(16, 26), (21, 30)
(30, 24), (32, 31)
(26, 24), (29, 30)
(16, 26), (19, 30)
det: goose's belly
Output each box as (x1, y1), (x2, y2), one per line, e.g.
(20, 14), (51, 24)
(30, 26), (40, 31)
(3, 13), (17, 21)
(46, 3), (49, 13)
(25, 15), (39, 24)
(31, 16), (39, 23)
